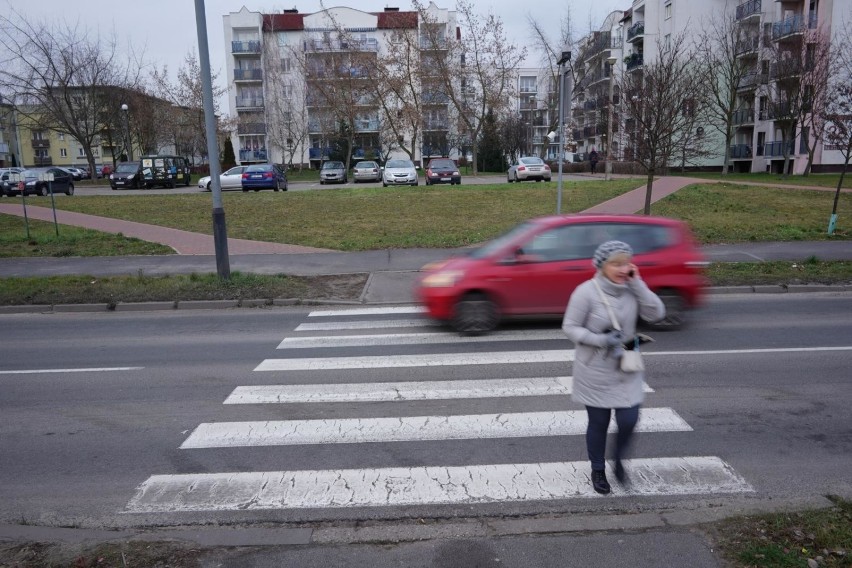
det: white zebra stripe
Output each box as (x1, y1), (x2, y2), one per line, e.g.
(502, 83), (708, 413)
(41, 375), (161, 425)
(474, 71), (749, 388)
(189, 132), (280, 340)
(277, 329), (566, 349)
(254, 350), (574, 371)
(308, 306), (425, 317)
(179, 407), (689, 449)
(296, 318), (433, 331)
(223, 377), (654, 404)
(125, 456), (753, 513)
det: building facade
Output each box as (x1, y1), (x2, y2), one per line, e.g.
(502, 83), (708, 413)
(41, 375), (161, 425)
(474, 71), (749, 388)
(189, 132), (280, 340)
(514, 68), (561, 160)
(222, 3), (458, 168)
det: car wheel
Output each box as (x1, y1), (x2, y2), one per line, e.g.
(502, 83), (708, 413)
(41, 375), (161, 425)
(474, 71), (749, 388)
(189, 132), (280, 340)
(382, 182), (387, 187)
(283, 182), (288, 191)
(648, 290), (686, 331)
(168, 181), (175, 189)
(452, 293), (499, 335)
(206, 182), (211, 192)
(66, 184), (74, 196)
(274, 181), (280, 192)
(145, 184), (152, 189)
(514, 172), (519, 182)
(39, 185), (49, 197)
(320, 180), (325, 185)
(111, 185), (118, 191)
(242, 187), (248, 192)
(254, 188), (260, 192)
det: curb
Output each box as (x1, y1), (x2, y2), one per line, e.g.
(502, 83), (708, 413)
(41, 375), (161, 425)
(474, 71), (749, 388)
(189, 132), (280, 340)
(0, 284), (850, 315)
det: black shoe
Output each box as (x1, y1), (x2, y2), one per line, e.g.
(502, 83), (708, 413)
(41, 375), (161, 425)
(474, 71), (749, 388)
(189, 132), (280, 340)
(591, 469), (611, 494)
(614, 460), (629, 486)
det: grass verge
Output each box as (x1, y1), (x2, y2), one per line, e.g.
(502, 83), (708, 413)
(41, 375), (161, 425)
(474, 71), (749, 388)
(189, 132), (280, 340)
(708, 496), (851, 567)
(679, 172), (852, 189)
(0, 215), (174, 257)
(0, 272), (368, 307)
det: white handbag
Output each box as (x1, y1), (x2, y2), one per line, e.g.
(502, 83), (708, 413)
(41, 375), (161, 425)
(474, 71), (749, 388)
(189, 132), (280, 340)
(593, 279), (645, 373)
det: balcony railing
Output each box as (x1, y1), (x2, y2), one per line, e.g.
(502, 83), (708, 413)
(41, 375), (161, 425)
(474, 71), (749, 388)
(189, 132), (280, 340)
(419, 37), (448, 50)
(354, 119), (380, 132)
(735, 36), (760, 56)
(737, 72), (767, 90)
(309, 147), (331, 160)
(586, 31), (612, 58)
(625, 53), (644, 72)
(422, 145), (450, 156)
(31, 139), (50, 149)
(627, 22), (645, 42)
(572, 129), (583, 141)
(235, 96), (264, 108)
(234, 68), (263, 81)
(729, 144), (753, 158)
(733, 108), (755, 125)
(238, 123), (267, 135)
(423, 92), (450, 104)
(583, 126), (596, 138)
(423, 120), (449, 130)
(763, 140), (795, 157)
(735, 0), (761, 21)
(583, 99), (597, 111)
(33, 156), (52, 166)
(239, 149), (267, 162)
(772, 13), (817, 41)
(232, 40), (261, 54)
(304, 38), (379, 52)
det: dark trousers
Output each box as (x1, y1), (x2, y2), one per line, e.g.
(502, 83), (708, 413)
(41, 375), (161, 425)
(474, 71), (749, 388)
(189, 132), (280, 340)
(585, 404), (640, 471)
(590, 161), (598, 173)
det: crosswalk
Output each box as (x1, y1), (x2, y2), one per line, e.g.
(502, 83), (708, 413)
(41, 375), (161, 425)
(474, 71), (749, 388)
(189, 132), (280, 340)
(125, 306), (753, 514)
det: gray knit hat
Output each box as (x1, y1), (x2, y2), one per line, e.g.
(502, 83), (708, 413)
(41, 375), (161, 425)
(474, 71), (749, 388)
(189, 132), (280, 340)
(592, 240), (633, 269)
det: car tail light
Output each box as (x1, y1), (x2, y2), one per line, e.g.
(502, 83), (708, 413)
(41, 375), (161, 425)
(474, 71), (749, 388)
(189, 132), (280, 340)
(518, 166), (526, 171)
(544, 165), (551, 171)
(242, 173), (249, 179)
(264, 172), (273, 178)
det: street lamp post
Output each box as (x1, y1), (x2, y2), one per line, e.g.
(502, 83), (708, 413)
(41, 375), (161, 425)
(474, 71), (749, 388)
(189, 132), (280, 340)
(120, 103), (133, 161)
(555, 50), (572, 214)
(605, 57), (617, 181)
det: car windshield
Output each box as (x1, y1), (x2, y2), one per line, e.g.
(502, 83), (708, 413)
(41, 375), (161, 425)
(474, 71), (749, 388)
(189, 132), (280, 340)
(430, 160), (455, 168)
(20, 170), (44, 178)
(520, 157), (544, 165)
(469, 221), (536, 259)
(386, 160), (414, 169)
(116, 163), (138, 173)
(322, 162), (344, 170)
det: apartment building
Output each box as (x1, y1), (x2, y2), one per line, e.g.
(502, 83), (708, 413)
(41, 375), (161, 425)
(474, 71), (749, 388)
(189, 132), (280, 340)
(222, 3), (458, 168)
(515, 68), (562, 160)
(572, 0), (847, 173)
(0, 98), (20, 168)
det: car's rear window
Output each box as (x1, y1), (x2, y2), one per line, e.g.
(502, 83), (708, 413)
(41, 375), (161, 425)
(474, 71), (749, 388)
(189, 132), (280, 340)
(520, 158), (544, 165)
(246, 165), (272, 172)
(355, 162), (377, 169)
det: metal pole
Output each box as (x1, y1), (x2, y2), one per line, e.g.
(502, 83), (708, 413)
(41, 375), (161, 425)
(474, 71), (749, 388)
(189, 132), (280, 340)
(556, 64), (565, 214)
(605, 63), (615, 181)
(194, 0), (230, 279)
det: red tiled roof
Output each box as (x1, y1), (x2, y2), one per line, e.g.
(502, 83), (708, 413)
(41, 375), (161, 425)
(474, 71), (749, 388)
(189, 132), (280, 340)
(262, 13), (304, 32)
(376, 11), (417, 29)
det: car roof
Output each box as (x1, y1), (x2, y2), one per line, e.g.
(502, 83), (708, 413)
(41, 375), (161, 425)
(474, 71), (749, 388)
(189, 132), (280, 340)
(532, 213), (684, 229)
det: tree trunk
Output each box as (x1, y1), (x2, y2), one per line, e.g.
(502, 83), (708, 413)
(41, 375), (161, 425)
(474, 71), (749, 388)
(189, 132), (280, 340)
(722, 126), (732, 176)
(643, 169), (655, 215)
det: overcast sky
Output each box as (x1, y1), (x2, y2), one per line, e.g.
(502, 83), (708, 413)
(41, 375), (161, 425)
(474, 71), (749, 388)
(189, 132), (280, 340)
(4, 0), (627, 115)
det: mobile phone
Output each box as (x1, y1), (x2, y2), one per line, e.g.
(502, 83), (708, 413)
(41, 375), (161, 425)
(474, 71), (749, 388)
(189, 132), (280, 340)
(628, 269), (635, 278)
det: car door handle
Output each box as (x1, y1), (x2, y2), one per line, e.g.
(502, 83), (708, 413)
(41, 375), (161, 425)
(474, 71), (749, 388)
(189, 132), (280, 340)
(562, 267), (586, 271)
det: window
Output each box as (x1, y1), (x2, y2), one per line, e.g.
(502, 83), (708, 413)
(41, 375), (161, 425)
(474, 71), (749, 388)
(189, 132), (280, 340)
(665, 2), (672, 19)
(60, 148), (67, 157)
(520, 76), (536, 93)
(282, 83), (293, 98)
(78, 147), (85, 156)
(280, 57), (292, 73)
(58, 133), (65, 141)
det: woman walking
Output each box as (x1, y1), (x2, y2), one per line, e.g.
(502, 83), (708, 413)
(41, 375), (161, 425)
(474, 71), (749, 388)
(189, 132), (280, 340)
(562, 241), (665, 494)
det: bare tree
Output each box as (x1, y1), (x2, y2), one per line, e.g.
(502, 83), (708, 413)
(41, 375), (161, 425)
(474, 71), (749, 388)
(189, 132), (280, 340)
(415, 0), (526, 174)
(823, 25), (852, 233)
(261, 37), (310, 169)
(694, 9), (754, 175)
(620, 35), (703, 214)
(0, 12), (141, 175)
(150, 50), (226, 165)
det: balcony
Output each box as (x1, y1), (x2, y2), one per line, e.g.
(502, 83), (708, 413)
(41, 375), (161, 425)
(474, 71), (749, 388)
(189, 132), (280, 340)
(583, 99), (597, 111)
(232, 40), (261, 54)
(627, 21), (645, 43)
(419, 37), (448, 50)
(239, 149), (268, 162)
(733, 108), (755, 125)
(354, 119), (380, 132)
(422, 144), (450, 156)
(233, 68), (263, 81)
(235, 96), (264, 109)
(737, 71), (767, 91)
(304, 37), (380, 53)
(572, 129), (583, 141)
(309, 147), (331, 160)
(763, 140), (795, 157)
(625, 53), (644, 72)
(771, 13), (816, 41)
(583, 126), (596, 138)
(423, 92), (449, 104)
(729, 144), (753, 159)
(33, 156), (52, 166)
(31, 139), (50, 149)
(735, 0), (761, 21)
(735, 36), (760, 57)
(238, 123), (267, 135)
(586, 31), (612, 59)
(423, 119), (449, 131)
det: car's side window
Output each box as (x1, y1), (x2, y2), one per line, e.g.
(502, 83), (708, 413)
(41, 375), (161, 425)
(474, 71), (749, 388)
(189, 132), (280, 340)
(523, 225), (592, 262)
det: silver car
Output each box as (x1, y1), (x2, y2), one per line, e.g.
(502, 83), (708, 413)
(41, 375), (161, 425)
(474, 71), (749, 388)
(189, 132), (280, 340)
(507, 156), (552, 182)
(320, 161), (347, 184)
(198, 166), (248, 191)
(352, 160), (382, 183)
(382, 159), (419, 187)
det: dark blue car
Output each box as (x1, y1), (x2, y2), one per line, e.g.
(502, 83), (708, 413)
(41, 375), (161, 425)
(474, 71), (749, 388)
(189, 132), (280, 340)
(241, 164), (288, 192)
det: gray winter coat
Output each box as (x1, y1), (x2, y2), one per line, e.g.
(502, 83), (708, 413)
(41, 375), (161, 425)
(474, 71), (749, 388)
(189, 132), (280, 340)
(561, 273), (665, 408)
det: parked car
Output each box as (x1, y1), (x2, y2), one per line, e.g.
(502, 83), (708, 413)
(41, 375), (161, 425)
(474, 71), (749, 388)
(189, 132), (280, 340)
(507, 157), (552, 183)
(4, 167), (75, 196)
(382, 159), (419, 187)
(198, 166), (249, 191)
(319, 161), (347, 184)
(424, 158), (461, 185)
(140, 155), (191, 188)
(416, 214), (708, 333)
(352, 160), (382, 183)
(59, 167), (83, 181)
(241, 163), (288, 192)
(109, 161), (143, 190)
(75, 166), (92, 180)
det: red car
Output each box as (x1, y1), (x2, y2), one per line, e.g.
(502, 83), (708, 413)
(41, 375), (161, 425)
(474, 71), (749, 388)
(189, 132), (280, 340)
(416, 214), (709, 333)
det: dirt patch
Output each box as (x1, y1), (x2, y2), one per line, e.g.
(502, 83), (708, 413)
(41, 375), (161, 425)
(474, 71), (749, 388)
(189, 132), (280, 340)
(0, 540), (202, 567)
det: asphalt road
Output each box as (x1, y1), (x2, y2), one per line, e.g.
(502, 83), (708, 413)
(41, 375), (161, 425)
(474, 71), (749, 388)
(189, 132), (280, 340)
(1, 292), (850, 533)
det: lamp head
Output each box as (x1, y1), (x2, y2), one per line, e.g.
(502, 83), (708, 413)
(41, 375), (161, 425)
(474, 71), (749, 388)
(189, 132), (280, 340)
(546, 131), (556, 142)
(120, 103), (128, 111)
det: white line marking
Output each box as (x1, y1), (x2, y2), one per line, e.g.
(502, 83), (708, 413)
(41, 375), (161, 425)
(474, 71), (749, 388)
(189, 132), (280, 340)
(224, 377), (654, 404)
(254, 350), (574, 371)
(278, 329), (566, 349)
(646, 346), (852, 356)
(308, 306), (425, 317)
(0, 367), (144, 375)
(125, 456), (752, 513)
(295, 319), (432, 331)
(179, 407), (689, 448)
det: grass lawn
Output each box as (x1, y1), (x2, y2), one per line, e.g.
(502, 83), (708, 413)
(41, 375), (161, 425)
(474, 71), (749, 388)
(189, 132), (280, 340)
(679, 171), (852, 189)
